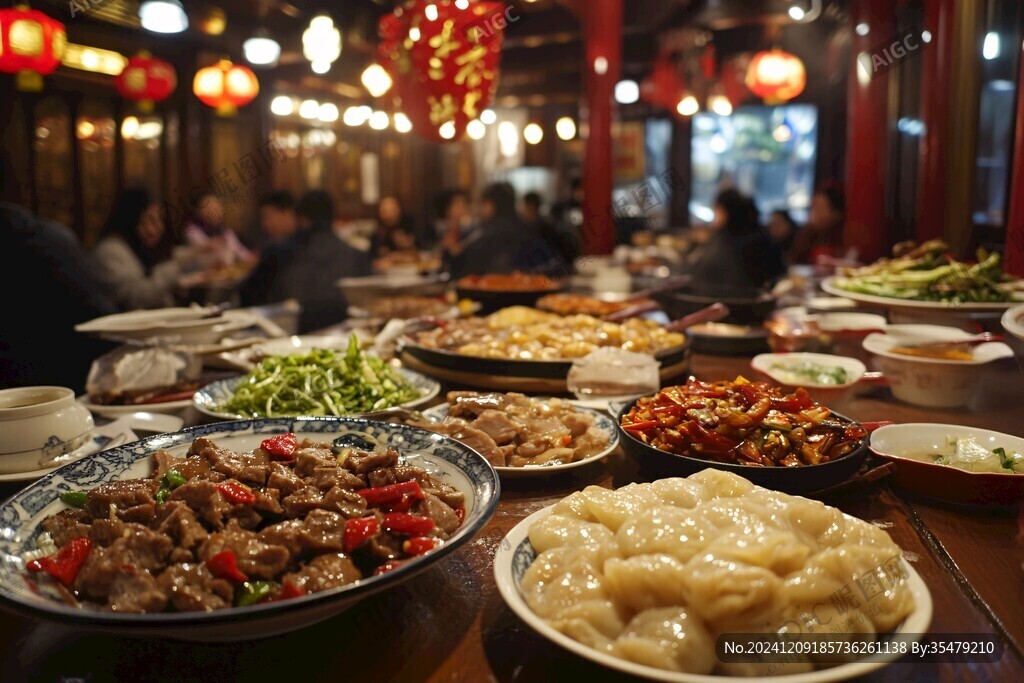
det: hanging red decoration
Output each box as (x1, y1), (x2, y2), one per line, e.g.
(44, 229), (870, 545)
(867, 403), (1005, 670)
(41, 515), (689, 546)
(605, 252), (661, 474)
(746, 49), (806, 104)
(193, 59), (259, 116)
(377, 0), (505, 143)
(640, 54), (686, 113)
(0, 5), (66, 92)
(115, 51), (176, 113)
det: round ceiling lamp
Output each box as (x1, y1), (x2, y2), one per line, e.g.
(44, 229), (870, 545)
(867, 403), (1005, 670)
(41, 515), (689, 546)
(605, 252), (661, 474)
(139, 0), (188, 34)
(746, 49), (806, 104)
(555, 117), (576, 141)
(244, 31), (281, 67)
(361, 63), (393, 97)
(303, 14), (341, 74)
(115, 51), (176, 112)
(193, 59), (259, 116)
(0, 6), (66, 92)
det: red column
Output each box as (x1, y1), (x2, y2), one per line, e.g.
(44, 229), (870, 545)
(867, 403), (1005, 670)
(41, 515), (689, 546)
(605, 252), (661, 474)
(917, 0), (955, 243)
(1004, 38), (1024, 277)
(580, 0), (622, 255)
(844, 0), (895, 262)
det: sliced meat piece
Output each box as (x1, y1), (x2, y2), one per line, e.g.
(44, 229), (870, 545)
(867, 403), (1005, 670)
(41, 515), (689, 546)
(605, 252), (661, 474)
(258, 520), (305, 560)
(253, 488), (284, 516)
(424, 477), (465, 511)
(151, 450), (178, 479)
(416, 492), (461, 537)
(199, 521), (290, 580)
(294, 445), (338, 477)
(169, 548), (193, 564)
(154, 502), (208, 551)
(445, 425), (504, 466)
(367, 533), (403, 561)
(281, 486), (325, 518)
(281, 553), (361, 593)
(561, 411), (594, 437)
(446, 392), (505, 418)
(40, 509), (90, 547)
(299, 509), (347, 553)
(267, 462), (305, 495)
(311, 466), (365, 492)
(107, 567), (168, 613)
(74, 527), (173, 599)
(84, 479), (159, 519)
(321, 486), (368, 519)
(90, 521), (173, 570)
(362, 467), (465, 511)
(192, 439), (270, 487)
(158, 563), (234, 612)
(167, 480), (233, 528)
(341, 448), (399, 475)
(471, 409), (519, 445)
(119, 503), (157, 524)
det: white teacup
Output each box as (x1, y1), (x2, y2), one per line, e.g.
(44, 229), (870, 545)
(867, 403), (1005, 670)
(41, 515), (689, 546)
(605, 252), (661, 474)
(0, 386), (94, 474)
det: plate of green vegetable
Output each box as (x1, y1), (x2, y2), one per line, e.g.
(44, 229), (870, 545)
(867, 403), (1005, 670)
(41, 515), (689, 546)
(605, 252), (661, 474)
(750, 352), (867, 390)
(193, 336), (440, 420)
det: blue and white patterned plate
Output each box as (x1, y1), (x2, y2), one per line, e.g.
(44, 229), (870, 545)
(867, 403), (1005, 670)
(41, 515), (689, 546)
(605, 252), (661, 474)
(494, 506), (934, 683)
(193, 367), (441, 421)
(0, 418), (499, 640)
(420, 400), (618, 478)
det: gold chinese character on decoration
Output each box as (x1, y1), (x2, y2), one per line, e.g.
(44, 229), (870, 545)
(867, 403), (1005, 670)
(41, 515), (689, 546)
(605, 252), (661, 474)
(428, 94), (457, 124)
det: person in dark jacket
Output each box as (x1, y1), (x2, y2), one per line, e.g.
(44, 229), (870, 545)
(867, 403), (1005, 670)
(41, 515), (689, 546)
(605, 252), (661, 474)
(687, 189), (786, 292)
(238, 192), (298, 307)
(269, 191), (371, 332)
(370, 196), (417, 258)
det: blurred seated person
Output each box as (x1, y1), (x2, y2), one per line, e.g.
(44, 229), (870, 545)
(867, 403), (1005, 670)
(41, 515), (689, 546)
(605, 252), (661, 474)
(183, 189), (254, 266)
(522, 191), (579, 276)
(767, 209), (799, 257)
(551, 176), (584, 230)
(91, 188), (181, 310)
(435, 189), (470, 255)
(238, 192), (298, 307)
(371, 196), (417, 259)
(790, 183), (848, 265)
(687, 189), (786, 292)
(271, 191), (372, 332)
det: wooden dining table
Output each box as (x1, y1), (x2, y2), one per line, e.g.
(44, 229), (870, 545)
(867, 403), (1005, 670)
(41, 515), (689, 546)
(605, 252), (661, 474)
(0, 352), (1021, 683)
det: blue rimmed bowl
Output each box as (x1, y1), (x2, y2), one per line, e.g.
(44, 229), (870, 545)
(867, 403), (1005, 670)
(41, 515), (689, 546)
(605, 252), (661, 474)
(0, 418), (499, 640)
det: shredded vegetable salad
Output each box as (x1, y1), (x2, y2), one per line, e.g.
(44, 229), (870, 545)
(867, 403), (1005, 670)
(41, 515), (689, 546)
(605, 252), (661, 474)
(219, 337), (421, 417)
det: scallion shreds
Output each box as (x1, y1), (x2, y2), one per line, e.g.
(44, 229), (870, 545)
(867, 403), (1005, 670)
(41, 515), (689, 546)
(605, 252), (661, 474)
(219, 336), (420, 418)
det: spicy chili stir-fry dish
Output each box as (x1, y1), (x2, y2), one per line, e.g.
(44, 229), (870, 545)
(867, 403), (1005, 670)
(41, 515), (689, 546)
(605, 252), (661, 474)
(26, 435), (464, 612)
(620, 377), (868, 467)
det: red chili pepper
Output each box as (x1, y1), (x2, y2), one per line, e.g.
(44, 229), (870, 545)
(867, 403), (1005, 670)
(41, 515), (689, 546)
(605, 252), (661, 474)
(207, 550), (249, 583)
(623, 419), (660, 432)
(382, 512), (435, 536)
(771, 387), (813, 413)
(260, 433), (297, 460)
(454, 506), (465, 524)
(343, 516), (380, 553)
(373, 560), (406, 576)
(652, 404), (684, 417)
(387, 494), (418, 513)
(681, 421), (738, 453)
(359, 480), (424, 507)
(859, 421), (893, 433)
(403, 537), (442, 556)
(26, 536), (92, 587)
(217, 481), (257, 505)
(275, 580), (308, 601)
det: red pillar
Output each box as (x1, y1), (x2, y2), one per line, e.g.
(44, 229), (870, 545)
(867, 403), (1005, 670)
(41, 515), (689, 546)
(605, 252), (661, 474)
(917, 0), (955, 243)
(1004, 37), (1024, 276)
(580, 0), (622, 255)
(844, 0), (895, 262)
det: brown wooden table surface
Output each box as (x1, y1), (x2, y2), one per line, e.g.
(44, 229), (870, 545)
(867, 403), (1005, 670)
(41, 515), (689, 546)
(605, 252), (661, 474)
(1, 353), (1022, 683)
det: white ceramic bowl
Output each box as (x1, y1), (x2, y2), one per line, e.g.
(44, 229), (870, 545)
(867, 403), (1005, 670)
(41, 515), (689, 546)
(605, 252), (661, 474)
(0, 387), (94, 474)
(862, 325), (1014, 408)
(1001, 304), (1024, 355)
(0, 418), (499, 640)
(75, 308), (256, 344)
(750, 352), (867, 390)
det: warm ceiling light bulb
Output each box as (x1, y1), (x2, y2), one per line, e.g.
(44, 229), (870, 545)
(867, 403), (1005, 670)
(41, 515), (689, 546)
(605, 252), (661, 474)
(677, 95), (699, 116)
(369, 111), (389, 130)
(425, 4), (439, 21)
(361, 63), (393, 97)
(394, 112), (413, 133)
(318, 103), (339, 123)
(788, 5), (805, 20)
(270, 96), (294, 116)
(439, 121), (457, 139)
(244, 35), (281, 67)
(409, 26), (421, 41)
(466, 119), (486, 140)
(343, 106), (365, 126)
(594, 56), (608, 74)
(480, 109), (497, 125)
(299, 99), (320, 119)
(709, 95), (733, 116)
(139, 0), (189, 34)
(497, 121), (519, 156)
(455, 0), (469, 9)
(524, 123), (544, 145)
(304, 14), (342, 73)
(121, 116), (140, 139)
(984, 32), (1000, 60)
(614, 80), (640, 104)
(555, 117), (576, 140)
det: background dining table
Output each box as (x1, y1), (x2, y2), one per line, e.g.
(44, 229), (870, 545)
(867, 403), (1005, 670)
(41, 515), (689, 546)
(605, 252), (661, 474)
(0, 352), (1021, 683)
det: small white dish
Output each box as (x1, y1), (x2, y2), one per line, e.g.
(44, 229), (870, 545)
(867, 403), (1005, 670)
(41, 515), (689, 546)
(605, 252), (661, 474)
(1001, 303), (1024, 342)
(751, 352), (867, 390)
(0, 387), (95, 474)
(0, 429), (133, 484)
(495, 505), (933, 683)
(76, 308), (257, 344)
(815, 313), (888, 333)
(79, 396), (194, 419)
(420, 400), (619, 478)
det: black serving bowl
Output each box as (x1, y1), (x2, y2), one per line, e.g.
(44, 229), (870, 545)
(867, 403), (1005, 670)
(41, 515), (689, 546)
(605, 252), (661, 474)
(615, 399), (870, 495)
(656, 285), (777, 327)
(454, 283), (564, 315)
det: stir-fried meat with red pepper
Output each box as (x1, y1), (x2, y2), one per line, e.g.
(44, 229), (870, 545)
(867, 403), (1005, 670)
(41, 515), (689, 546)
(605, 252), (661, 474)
(28, 434), (465, 613)
(620, 377), (868, 467)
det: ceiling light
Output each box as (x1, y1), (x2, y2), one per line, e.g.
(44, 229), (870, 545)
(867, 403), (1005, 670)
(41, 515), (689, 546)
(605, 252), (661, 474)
(318, 103), (339, 123)
(425, 4), (439, 21)
(455, 0), (470, 9)
(594, 56), (608, 75)
(983, 32), (1000, 60)
(788, 6), (805, 20)
(304, 14), (341, 74)
(921, 30), (932, 43)
(270, 96), (294, 116)
(524, 123), (543, 145)
(343, 106), (365, 126)
(480, 109), (497, 125)
(361, 63), (393, 97)
(409, 27), (421, 41)
(139, 0), (188, 34)
(498, 121), (518, 156)
(772, 124), (793, 142)
(394, 112), (413, 133)
(677, 95), (699, 116)
(555, 117), (576, 140)
(369, 110), (389, 130)
(244, 35), (281, 67)
(299, 99), (320, 119)
(855, 23), (870, 36)
(439, 121), (457, 139)
(614, 80), (640, 104)
(121, 116), (139, 139)
(466, 119), (486, 140)
(709, 95), (733, 116)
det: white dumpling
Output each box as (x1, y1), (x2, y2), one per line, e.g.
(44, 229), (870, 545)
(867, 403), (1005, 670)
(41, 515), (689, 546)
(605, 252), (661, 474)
(778, 497), (847, 550)
(804, 547), (915, 632)
(615, 506), (715, 562)
(696, 498), (778, 536)
(612, 607), (716, 674)
(680, 553), (784, 625)
(550, 491), (599, 522)
(551, 599), (627, 642)
(604, 554), (689, 613)
(687, 468), (759, 499)
(528, 513), (618, 564)
(719, 660), (815, 676)
(521, 548), (607, 620)
(578, 484), (661, 532)
(704, 529), (811, 576)
(647, 477), (706, 509)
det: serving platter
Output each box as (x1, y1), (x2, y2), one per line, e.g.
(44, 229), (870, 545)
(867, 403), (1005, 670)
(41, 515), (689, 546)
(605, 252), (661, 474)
(0, 418), (499, 640)
(420, 400), (619, 478)
(192, 367), (441, 420)
(821, 277), (1024, 313)
(495, 505), (933, 683)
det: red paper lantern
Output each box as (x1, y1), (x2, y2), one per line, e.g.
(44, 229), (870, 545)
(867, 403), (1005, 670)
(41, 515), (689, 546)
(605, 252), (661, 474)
(378, 0), (505, 143)
(0, 5), (66, 92)
(639, 54), (686, 113)
(193, 59), (259, 116)
(745, 49), (806, 104)
(115, 51), (176, 113)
